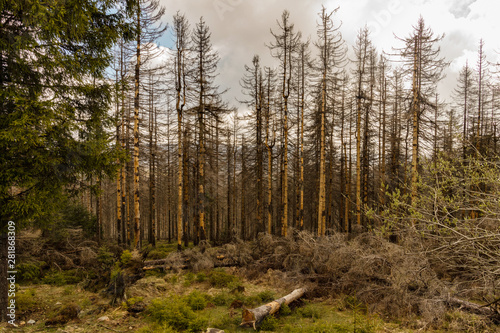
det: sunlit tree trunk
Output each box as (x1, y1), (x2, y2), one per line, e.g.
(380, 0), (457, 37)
(133, 6), (141, 249)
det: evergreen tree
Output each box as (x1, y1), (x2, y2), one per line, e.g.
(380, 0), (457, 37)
(0, 0), (129, 320)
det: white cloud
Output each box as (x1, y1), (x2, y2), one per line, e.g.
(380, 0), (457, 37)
(158, 0), (499, 105)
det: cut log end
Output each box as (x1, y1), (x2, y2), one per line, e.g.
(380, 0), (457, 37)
(240, 308), (256, 329)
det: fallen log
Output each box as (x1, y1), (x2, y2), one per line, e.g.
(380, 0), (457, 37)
(447, 297), (500, 318)
(143, 265), (187, 271)
(241, 288), (306, 330)
(143, 254), (225, 267)
(143, 258), (186, 266)
(143, 260), (238, 271)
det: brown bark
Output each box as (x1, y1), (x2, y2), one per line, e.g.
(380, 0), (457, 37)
(115, 69), (122, 242)
(264, 68), (275, 234)
(133, 6), (142, 249)
(410, 37), (420, 208)
(240, 135), (246, 240)
(317, 12), (328, 236)
(215, 121), (220, 243)
(356, 90), (362, 226)
(174, 13), (187, 250)
(120, 60), (127, 244)
(226, 128), (232, 241)
(299, 50), (305, 230)
(379, 59), (387, 207)
(126, 91), (132, 246)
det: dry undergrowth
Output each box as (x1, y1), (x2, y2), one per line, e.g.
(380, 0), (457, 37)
(161, 231), (498, 330)
(18, 227), (499, 330)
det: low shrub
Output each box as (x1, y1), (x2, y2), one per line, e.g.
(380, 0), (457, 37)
(97, 246), (115, 268)
(297, 303), (323, 319)
(259, 315), (279, 331)
(195, 272), (207, 283)
(258, 290), (275, 303)
(18, 261), (45, 282)
(279, 303), (292, 316)
(212, 292), (233, 306)
(147, 297), (195, 330)
(208, 269), (238, 288)
(120, 250), (133, 266)
(122, 297), (144, 310)
(184, 291), (209, 311)
(42, 269), (83, 285)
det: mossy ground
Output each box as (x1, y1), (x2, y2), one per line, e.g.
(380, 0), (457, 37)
(0, 269), (467, 333)
(4, 239), (496, 333)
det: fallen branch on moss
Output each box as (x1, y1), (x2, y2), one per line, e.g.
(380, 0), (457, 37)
(240, 288), (306, 330)
(447, 297), (500, 320)
(143, 256), (238, 271)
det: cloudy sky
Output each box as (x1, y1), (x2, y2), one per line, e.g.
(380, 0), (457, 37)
(156, 0), (500, 109)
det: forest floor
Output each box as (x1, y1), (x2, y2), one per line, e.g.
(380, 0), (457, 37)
(3, 229), (499, 332)
(5, 273), (411, 333)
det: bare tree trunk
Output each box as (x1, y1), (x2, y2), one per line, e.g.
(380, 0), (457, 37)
(356, 91), (362, 226)
(317, 30), (327, 237)
(410, 37), (420, 208)
(183, 127), (190, 247)
(227, 128), (232, 241)
(240, 135), (246, 240)
(97, 176), (102, 243)
(380, 61), (387, 208)
(340, 82), (346, 232)
(126, 95), (132, 245)
(215, 121), (220, 244)
(115, 69), (122, 243)
(299, 56), (305, 230)
(133, 6), (142, 249)
(120, 62), (127, 244)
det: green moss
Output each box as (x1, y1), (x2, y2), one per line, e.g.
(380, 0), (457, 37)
(16, 288), (37, 313)
(283, 321), (351, 333)
(207, 307), (241, 328)
(136, 323), (179, 333)
(123, 297), (144, 310)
